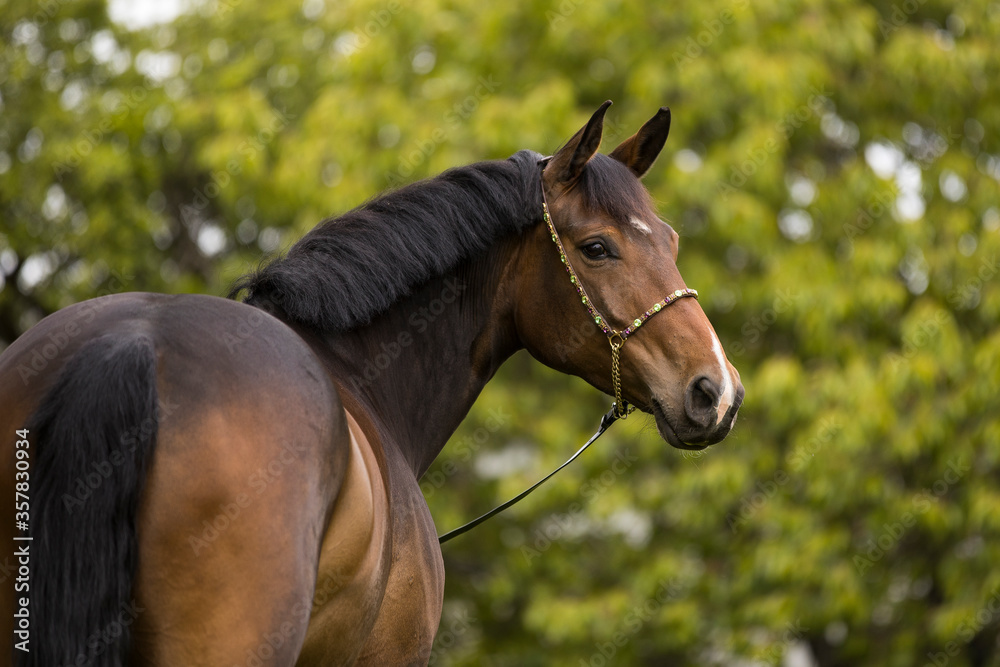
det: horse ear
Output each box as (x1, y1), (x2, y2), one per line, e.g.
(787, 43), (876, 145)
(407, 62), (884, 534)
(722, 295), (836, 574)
(609, 107), (671, 178)
(546, 100), (612, 184)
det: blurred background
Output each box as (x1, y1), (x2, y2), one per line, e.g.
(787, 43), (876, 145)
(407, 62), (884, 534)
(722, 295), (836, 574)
(2, 0), (999, 664)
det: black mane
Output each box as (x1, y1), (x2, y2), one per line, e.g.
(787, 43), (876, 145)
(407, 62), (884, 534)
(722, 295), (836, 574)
(229, 149), (652, 332)
(230, 149), (544, 331)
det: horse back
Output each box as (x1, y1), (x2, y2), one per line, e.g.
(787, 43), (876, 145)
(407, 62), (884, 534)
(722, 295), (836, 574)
(0, 293), (365, 664)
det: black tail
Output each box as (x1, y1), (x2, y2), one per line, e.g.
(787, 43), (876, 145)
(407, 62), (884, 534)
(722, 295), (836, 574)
(18, 334), (159, 667)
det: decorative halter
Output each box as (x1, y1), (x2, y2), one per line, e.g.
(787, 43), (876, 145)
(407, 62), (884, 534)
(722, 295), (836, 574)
(539, 171), (699, 419)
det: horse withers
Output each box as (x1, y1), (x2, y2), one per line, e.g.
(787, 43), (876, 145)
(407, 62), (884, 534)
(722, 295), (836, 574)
(0, 101), (742, 665)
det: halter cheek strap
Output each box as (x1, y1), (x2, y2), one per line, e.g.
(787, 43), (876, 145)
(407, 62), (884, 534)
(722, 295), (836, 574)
(539, 174), (698, 418)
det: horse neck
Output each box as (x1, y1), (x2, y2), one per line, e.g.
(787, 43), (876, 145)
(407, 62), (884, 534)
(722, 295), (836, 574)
(311, 238), (523, 477)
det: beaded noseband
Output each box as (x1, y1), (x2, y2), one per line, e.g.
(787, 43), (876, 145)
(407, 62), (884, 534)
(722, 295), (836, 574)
(539, 166), (699, 418)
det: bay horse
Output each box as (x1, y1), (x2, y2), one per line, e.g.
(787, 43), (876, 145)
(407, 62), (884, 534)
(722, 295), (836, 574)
(0, 101), (743, 665)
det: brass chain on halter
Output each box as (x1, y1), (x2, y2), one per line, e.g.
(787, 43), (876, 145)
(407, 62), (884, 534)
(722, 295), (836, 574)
(608, 333), (632, 419)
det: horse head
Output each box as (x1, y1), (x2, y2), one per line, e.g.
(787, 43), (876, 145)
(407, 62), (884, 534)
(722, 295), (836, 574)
(516, 102), (744, 449)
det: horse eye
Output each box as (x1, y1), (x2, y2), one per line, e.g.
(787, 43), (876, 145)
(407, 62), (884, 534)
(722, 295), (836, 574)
(582, 242), (608, 259)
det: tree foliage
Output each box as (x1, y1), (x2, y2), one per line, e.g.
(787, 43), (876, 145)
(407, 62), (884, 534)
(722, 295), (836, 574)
(2, 0), (998, 664)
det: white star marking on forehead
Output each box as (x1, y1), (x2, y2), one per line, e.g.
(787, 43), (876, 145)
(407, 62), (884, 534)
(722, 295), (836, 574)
(628, 216), (653, 235)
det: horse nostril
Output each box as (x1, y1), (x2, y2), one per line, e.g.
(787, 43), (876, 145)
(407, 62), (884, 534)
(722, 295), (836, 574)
(685, 376), (720, 428)
(697, 376), (720, 403)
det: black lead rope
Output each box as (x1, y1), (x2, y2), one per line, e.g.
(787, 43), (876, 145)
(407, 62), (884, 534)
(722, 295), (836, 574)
(438, 406), (621, 544)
